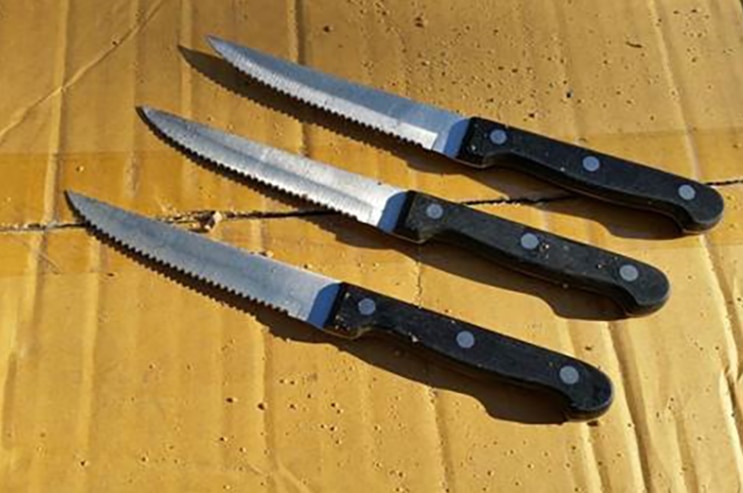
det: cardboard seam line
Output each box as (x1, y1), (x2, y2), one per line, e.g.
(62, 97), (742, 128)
(0, 0), (167, 147)
(0, 194), (570, 234)
(1, 178), (741, 235)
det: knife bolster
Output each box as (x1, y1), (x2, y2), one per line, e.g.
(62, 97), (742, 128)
(390, 191), (453, 244)
(455, 117), (514, 168)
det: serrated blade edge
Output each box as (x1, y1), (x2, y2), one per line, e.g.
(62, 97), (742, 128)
(207, 36), (470, 157)
(66, 191), (341, 328)
(140, 106), (409, 233)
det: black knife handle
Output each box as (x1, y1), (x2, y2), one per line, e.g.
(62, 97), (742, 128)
(326, 284), (613, 420)
(456, 118), (724, 233)
(392, 192), (669, 316)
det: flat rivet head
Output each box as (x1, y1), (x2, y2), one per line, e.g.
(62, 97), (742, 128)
(582, 156), (601, 172)
(426, 203), (444, 220)
(456, 330), (475, 349)
(678, 184), (696, 201)
(520, 232), (540, 250)
(619, 264), (639, 282)
(490, 129), (508, 145)
(559, 365), (580, 385)
(357, 298), (376, 316)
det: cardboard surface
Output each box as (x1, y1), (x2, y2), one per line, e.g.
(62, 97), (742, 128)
(1, 0), (742, 491)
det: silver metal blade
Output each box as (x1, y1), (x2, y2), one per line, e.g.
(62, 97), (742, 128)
(207, 36), (470, 157)
(141, 106), (409, 233)
(66, 192), (341, 328)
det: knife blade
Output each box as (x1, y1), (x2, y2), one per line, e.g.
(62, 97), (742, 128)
(140, 107), (669, 316)
(207, 36), (724, 234)
(66, 191), (613, 419)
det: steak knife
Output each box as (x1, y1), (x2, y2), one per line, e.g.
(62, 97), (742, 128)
(65, 191), (613, 419)
(140, 107), (669, 316)
(206, 36), (724, 233)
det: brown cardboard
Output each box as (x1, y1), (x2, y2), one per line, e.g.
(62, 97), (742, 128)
(1, 0), (741, 490)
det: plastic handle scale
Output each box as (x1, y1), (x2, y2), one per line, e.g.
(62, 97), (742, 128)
(393, 192), (670, 316)
(456, 118), (724, 233)
(326, 284), (613, 420)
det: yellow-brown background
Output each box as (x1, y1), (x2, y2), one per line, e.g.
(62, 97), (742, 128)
(1, 0), (742, 491)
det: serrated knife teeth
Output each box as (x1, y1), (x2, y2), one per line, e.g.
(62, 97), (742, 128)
(139, 107), (410, 234)
(66, 191), (341, 328)
(206, 36), (470, 157)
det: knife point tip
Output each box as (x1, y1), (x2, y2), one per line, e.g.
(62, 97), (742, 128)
(205, 35), (223, 50)
(138, 105), (155, 118)
(67, 188), (88, 198)
(64, 190), (89, 211)
(137, 106), (170, 126)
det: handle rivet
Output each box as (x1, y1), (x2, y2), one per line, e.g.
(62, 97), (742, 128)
(489, 129), (508, 145)
(582, 156), (601, 172)
(520, 232), (540, 250)
(456, 330), (475, 349)
(559, 365), (580, 385)
(678, 184), (696, 201)
(619, 264), (639, 282)
(357, 298), (377, 316)
(426, 203), (444, 220)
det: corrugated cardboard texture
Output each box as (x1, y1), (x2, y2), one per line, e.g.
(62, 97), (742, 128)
(1, 0), (741, 491)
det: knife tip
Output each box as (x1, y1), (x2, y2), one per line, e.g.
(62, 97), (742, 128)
(64, 189), (83, 202)
(136, 105), (158, 121)
(136, 106), (178, 130)
(205, 34), (226, 53)
(64, 190), (94, 216)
